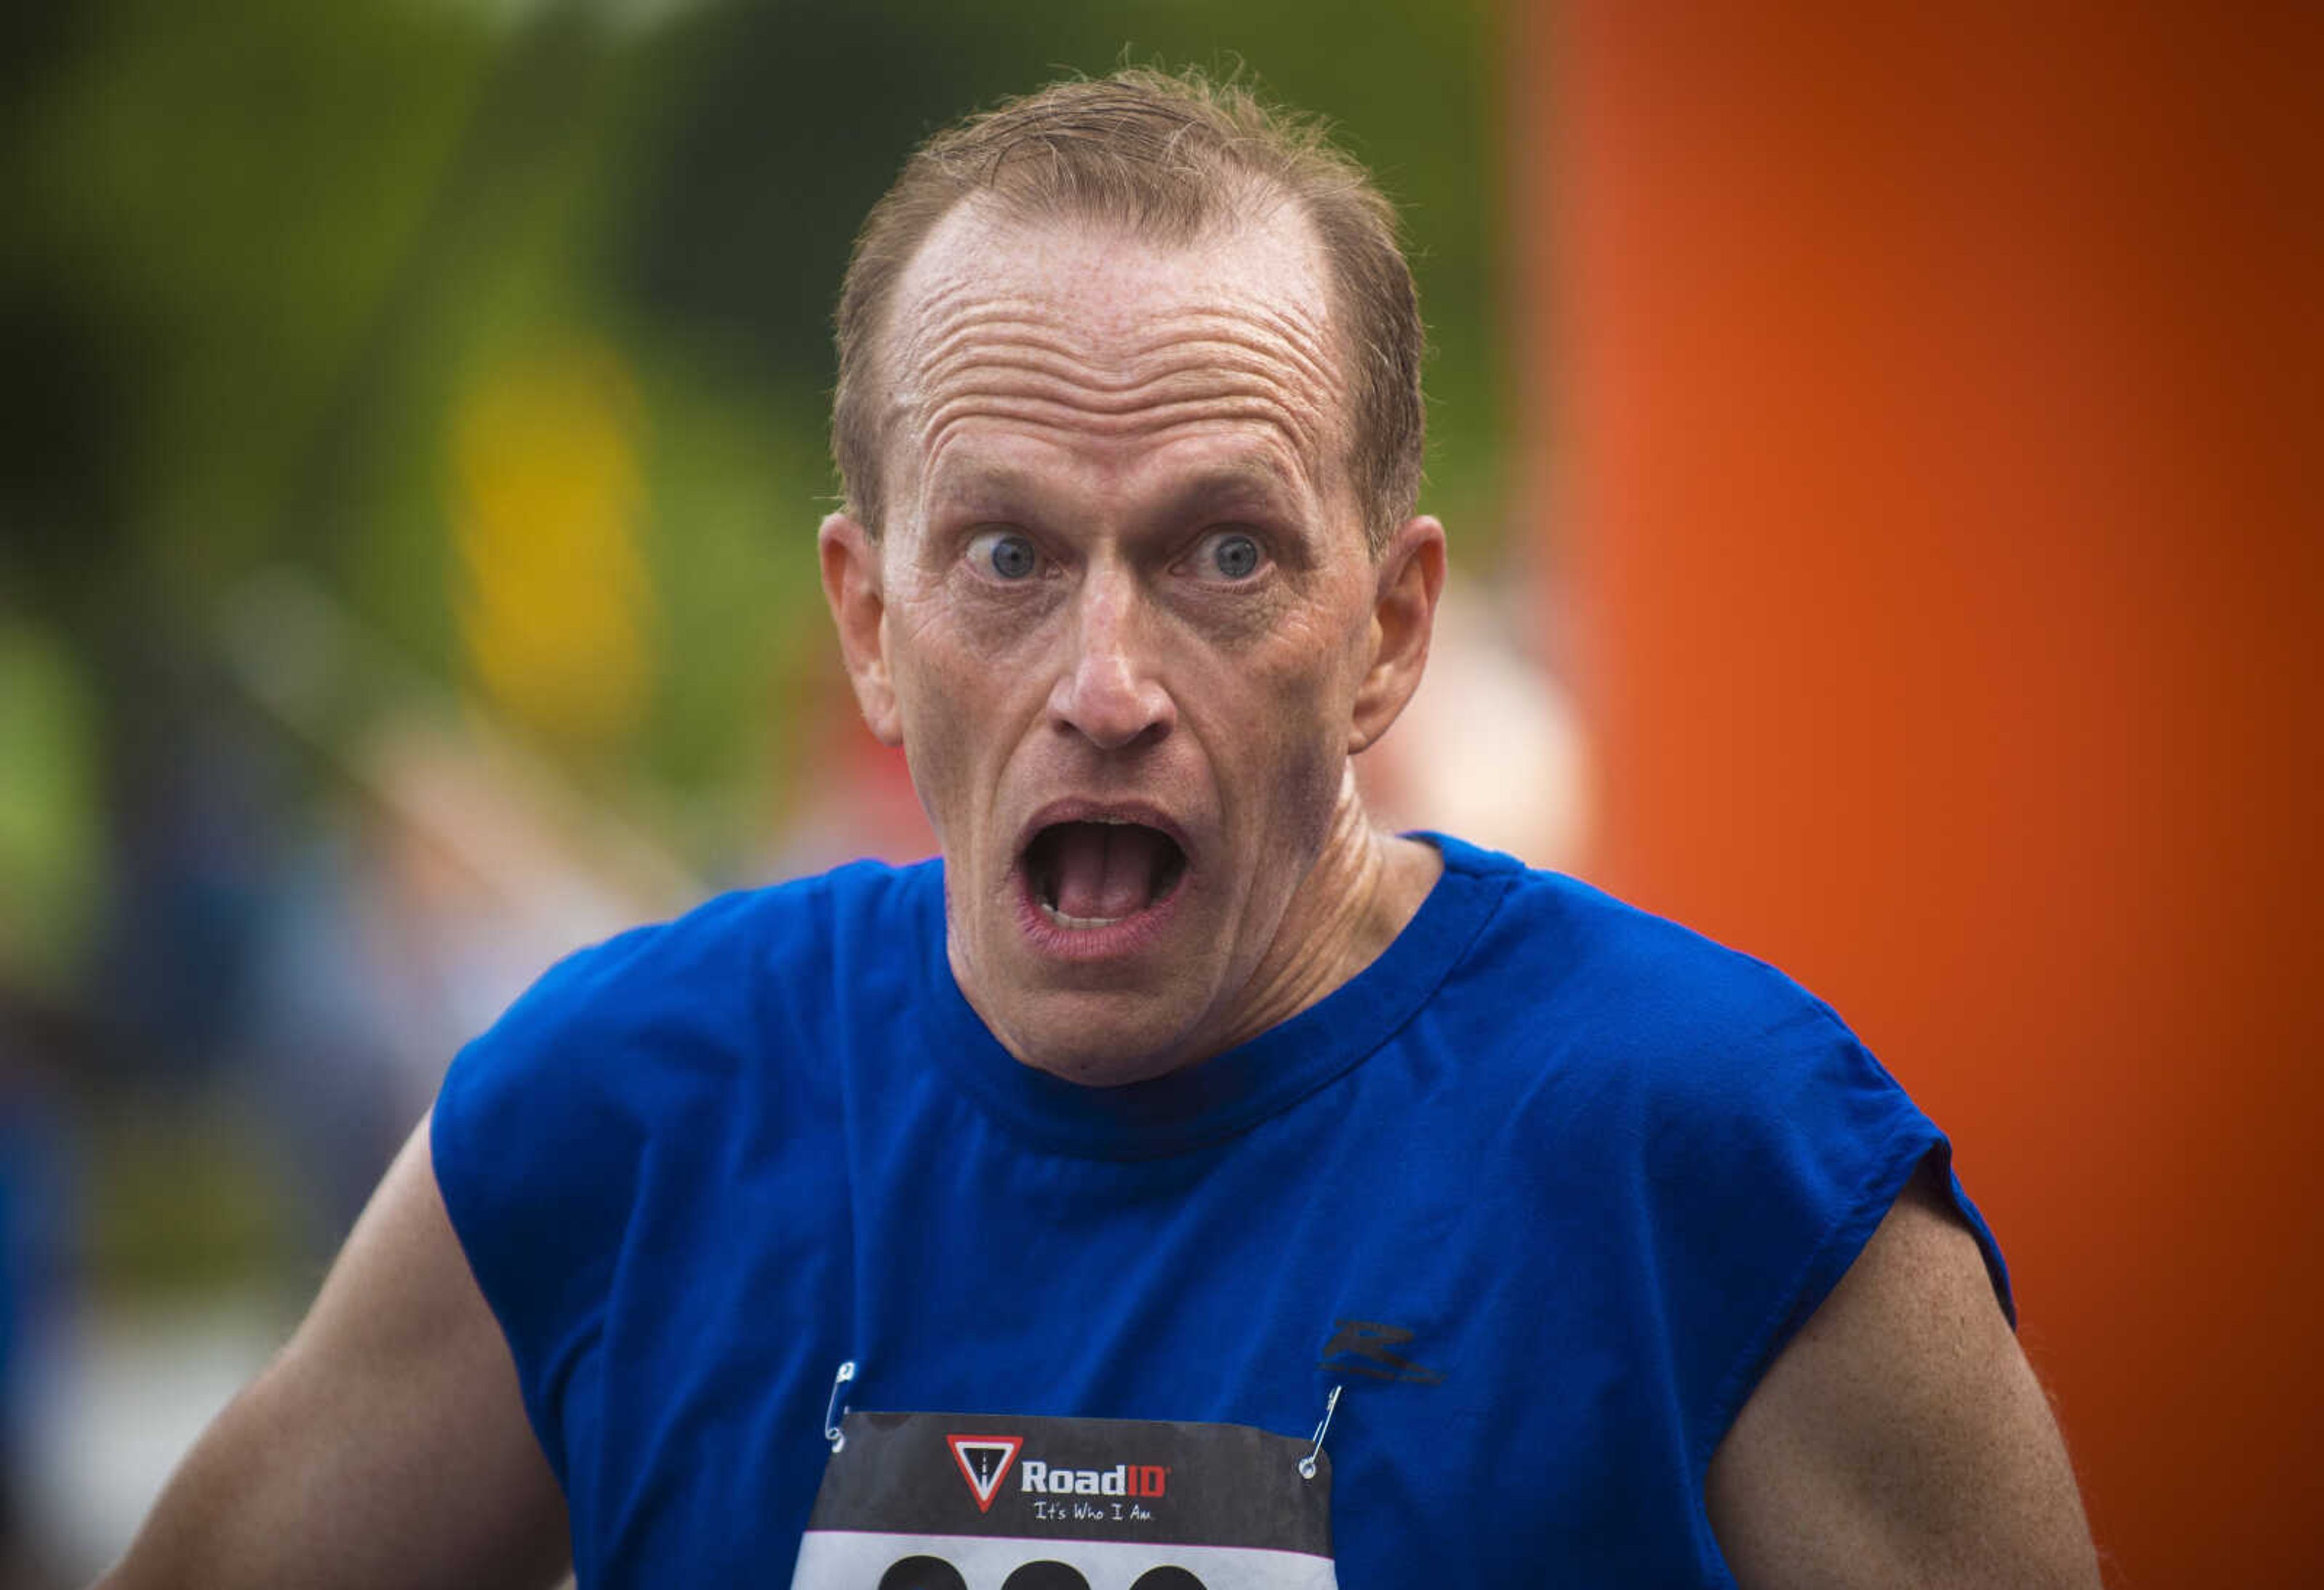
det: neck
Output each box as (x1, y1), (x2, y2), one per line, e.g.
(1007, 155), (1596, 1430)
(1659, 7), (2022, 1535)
(1193, 770), (1444, 1059)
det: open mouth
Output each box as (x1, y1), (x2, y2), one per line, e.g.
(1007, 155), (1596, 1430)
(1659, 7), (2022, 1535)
(1022, 819), (1189, 930)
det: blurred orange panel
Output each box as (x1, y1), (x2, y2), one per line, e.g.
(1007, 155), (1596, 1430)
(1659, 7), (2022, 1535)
(1526, 2), (2322, 1583)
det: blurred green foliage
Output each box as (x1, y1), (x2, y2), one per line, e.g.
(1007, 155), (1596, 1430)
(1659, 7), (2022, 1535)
(0, 624), (103, 995)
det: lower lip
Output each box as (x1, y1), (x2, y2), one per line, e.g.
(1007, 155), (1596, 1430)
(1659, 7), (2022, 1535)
(1013, 865), (1189, 963)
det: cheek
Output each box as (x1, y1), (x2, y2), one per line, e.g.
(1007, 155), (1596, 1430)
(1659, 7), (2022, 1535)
(886, 639), (982, 844)
(896, 701), (967, 843)
(901, 552), (1070, 653)
(1228, 644), (1358, 825)
(1244, 590), (1374, 729)
(886, 595), (1051, 845)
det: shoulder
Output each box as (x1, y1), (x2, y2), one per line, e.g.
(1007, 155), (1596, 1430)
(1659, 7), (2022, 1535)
(1446, 837), (1947, 1226)
(511, 857), (928, 1020)
(1433, 835), (1867, 1102)
(427, 857), (934, 1306)
(1425, 836), (2013, 1439)
(444, 855), (934, 1098)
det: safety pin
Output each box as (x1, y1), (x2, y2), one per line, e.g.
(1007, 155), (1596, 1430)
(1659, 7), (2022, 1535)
(1297, 1383), (1342, 1480)
(823, 1359), (856, 1453)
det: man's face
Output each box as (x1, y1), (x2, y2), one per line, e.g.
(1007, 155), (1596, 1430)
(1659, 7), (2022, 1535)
(822, 201), (1438, 1082)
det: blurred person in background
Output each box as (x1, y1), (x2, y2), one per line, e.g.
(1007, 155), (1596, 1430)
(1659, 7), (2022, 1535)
(96, 68), (2098, 1589)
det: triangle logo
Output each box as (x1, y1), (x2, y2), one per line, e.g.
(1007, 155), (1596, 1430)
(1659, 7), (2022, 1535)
(945, 1433), (1024, 1513)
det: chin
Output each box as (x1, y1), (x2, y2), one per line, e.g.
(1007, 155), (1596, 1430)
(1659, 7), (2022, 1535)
(1006, 993), (1209, 1087)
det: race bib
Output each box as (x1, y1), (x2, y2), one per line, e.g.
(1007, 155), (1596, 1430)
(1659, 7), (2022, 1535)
(789, 1410), (1338, 1589)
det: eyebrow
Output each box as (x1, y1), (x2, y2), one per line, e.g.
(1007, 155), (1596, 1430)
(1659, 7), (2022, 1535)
(919, 460), (1046, 518)
(1161, 457), (1302, 520)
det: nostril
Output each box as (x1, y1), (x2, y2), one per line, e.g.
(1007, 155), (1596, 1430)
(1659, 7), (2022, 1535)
(1049, 658), (1172, 750)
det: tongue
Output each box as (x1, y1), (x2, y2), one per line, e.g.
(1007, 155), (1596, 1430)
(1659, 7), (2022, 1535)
(1051, 823), (1169, 921)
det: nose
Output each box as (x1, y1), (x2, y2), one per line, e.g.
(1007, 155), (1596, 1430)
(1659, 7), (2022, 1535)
(1046, 568), (1175, 751)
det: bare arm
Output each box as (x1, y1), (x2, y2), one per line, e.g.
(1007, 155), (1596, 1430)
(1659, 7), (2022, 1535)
(1706, 1158), (2101, 1589)
(97, 1116), (570, 1590)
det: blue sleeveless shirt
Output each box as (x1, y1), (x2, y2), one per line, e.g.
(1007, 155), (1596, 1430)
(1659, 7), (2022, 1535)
(433, 835), (2009, 1588)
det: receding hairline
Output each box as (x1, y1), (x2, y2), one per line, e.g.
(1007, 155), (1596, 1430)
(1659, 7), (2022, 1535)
(870, 192), (1353, 454)
(830, 67), (1427, 552)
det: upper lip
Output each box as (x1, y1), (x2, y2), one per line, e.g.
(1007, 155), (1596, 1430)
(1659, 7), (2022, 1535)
(1014, 797), (1196, 865)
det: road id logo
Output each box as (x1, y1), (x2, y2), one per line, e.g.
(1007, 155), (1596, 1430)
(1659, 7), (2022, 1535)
(947, 1436), (1024, 1513)
(950, 1433), (1167, 1512)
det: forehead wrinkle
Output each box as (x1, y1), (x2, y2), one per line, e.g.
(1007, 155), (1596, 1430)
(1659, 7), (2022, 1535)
(905, 332), (1333, 411)
(905, 290), (1338, 376)
(1126, 307), (1340, 405)
(905, 335), (1336, 507)
(1231, 300), (1340, 400)
(916, 341), (1327, 417)
(910, 340), (1313, 408)
(917, 393), (1325, 496)
(904, 324), (1339, 477)
(899, 303), (1082, 387)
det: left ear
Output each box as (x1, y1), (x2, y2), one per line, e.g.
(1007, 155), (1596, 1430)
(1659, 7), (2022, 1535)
(1347, 514), (1448, 753)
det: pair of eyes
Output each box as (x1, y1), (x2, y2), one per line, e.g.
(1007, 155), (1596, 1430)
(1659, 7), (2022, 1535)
(966, 527), (1267, 584)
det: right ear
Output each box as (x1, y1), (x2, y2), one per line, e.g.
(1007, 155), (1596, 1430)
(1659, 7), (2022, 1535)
(818, 512), (902, 745)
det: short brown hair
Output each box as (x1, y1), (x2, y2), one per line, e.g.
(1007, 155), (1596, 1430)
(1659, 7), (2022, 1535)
(832, 66), (1425, 552)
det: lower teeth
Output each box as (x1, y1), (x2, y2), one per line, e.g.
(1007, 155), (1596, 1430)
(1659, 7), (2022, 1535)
(1042, 901), (1125, 930)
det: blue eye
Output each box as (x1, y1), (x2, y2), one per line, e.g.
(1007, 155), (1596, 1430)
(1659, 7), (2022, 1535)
(967, 528), (1041, 581)
(1193, 528), (1265, 581)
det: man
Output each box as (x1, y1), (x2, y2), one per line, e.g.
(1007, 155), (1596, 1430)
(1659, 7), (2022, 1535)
(102, 69), (2099, 1589)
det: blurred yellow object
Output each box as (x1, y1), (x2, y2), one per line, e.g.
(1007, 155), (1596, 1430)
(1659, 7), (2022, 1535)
(450, 341), (657, 751)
